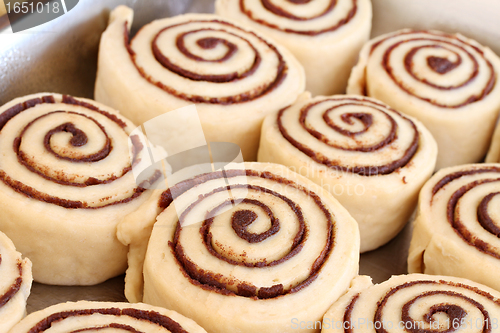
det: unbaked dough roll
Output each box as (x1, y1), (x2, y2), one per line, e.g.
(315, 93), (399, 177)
(0, 93), (160, 285)
(408, 163), (500, 292)
(134, 162), (359, 333)
(486, 123), (500, 162)
(0, 231), (32, 333)
(258, 94), (437, 252)
(215, 0), (371, 96)
(348, 29), (500, 170)
(8, 301), (207, 333)
(322, 274), (500, 333)
(95, 6), (305, 161)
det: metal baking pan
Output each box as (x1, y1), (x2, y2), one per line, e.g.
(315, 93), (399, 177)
(0, 0), (497, 314)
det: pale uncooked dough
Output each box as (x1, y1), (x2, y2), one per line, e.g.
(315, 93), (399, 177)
(348, 29), (500, 170)
(486, 123), (500, 162)
(0, 231), (32, 333)
(95, 6), (305, 161)
(258, 94), (437, 252)
(0, 93), (158, 285)
(216, 0), (372, 96)
(408, 163), (500, 292)
(322, 274), (500, 333)
(123, 162), (359, 333)
(9, 301), (207, 333)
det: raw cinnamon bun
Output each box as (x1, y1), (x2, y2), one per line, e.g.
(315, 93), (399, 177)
(215, 0), (372, 96)
(348, 29), (500, 170)
(322, 274), (500, 333)
(408, 163), (500, 292)
(119, 162), (359, 333)
(0, 93), (160, 285)
(258, 94), (437, 252)
(95, 6), (305, 161)
(8, 301), (207, 333)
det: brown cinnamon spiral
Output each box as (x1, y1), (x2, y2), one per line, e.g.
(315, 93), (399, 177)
(352, 30), (496, 107)
(128, 18), (287, 104)
(276, 96), (419, 176)
(237, 0), (358, 35)
(165, 169), (327, 298)
(9, 301), (207, 333)
(215, 0), (371, 96)
(0, 93), (159, 285)
(0, 231), (31, 332)
(259, 95), (437, 252)
(348, 29), (500, 169)
(0, 260), (22, 311)
(141, 162), (359, 333)
(371, 32), (496, 108)
(322, 275), (500, 333)
(95, 7), (305, 160)
(409, 164), (500, 292)
(0, 93), (157, 208)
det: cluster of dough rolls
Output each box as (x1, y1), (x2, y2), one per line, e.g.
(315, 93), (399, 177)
(4, 2), (500, 333)
(215, 0), (372, 96)
(95, 6), (305, 161)
(258, 94), (437, 252)
(118, 162), (360, 333)
(348, 29), (500, 170)
(0, 93), (160, 286)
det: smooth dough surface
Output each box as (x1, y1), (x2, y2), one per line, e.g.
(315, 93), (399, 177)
(0, 231), (32, 333)
(486, 122), (500, 162)
(348, 29), (500, 170)
(216, 0), (372, 96)
(322, 274), (500, 333)
(95, 6), (305, 161)
(0, 92), (158, 285)
(408, 163), (500, 292)
(135, 162), (359, 333)
(8, 301), (207, 333)
(258, 94), (437, 252)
